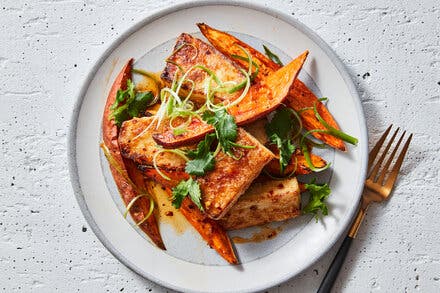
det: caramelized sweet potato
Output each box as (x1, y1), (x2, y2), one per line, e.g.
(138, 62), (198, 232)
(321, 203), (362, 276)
(153, 50), (308, 148)
(102, 59), (165, 250)
(198, 23), (346, 151)
(264, 148), (328, 176)
(142, 168), (238, 264)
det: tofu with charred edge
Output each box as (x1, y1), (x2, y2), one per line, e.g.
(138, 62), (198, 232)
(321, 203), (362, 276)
(219, 177), (301, 230)
(118, 117), (275, 219)
(161, 33), (245, 105)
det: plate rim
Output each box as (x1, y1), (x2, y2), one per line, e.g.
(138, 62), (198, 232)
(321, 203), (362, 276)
(67, 1), (368, 292)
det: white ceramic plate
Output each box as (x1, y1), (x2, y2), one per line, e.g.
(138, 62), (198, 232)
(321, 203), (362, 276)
(68, 2), (368, 292)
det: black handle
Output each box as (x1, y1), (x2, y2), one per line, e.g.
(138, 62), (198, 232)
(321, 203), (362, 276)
(317, 236), (353, 293)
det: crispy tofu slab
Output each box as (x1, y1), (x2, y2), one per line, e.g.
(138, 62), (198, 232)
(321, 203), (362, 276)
(162, 33), (245, 105)
(102, 59), (165, 250)
(118, 117), (189, 170)
(198, 23), (346, 151)
(198, 128), (275, 219)
(220, 177), (301, 230)
(153, 49), (308, 148)
(119, 118), (274, 219)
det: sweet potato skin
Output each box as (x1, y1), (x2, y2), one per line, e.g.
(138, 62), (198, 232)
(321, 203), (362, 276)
(102, 59), (165, 250)
(197, 23), (346, 151)
(153, 50), (308, 148)
(141, 168), (238, 264)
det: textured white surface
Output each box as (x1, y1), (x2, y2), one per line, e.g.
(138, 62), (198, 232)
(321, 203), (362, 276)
(0, 0), (438, 292)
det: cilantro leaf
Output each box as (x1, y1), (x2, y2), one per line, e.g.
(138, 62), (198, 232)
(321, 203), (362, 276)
(185, 153), (215, 176)
(111, 79), (135, 111)
(110, 79), (153, 127)
(263, 45), (284, 67)
(303, 179), (331, 221)
(127, 92), (154, 118)
(187, 133), (216, 159)
(265, 106), (297, 174)
(185, 134), (216, 176)
(203, 108), (237, 156)
(111, 105), (131, 128)
(171, 178), (204, 211)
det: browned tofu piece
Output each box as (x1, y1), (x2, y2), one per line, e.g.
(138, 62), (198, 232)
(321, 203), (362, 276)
(198, 128), (275, 219)
(243, 118), (269, 145)
(118, 117), (189, 170)
(162, 33), (245, 105)
(120, 117), (275, 220)
(219, 177), (301, 230)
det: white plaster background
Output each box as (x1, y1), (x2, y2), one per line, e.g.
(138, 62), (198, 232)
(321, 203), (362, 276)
(0, 0), (439, 292)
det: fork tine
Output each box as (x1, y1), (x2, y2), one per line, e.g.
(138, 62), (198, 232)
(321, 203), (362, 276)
(368, 125), (393, 171)
(385, 133), (413, 190)
(368, 127), (399, 181)
(377, 131), (406, 184)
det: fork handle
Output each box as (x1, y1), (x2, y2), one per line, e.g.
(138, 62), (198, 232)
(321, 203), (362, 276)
(317, 236), (353, 293)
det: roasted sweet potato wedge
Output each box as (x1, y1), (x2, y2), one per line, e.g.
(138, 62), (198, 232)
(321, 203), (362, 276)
(153, 50), (308, 148)
(198, 23), (346, 151)
(142, 169), (238, 264)
(220, 177), (301, 230)
(102, 59), (165, 250)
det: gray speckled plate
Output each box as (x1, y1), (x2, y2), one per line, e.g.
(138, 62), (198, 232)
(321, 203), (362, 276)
(68, 2), (368, 292)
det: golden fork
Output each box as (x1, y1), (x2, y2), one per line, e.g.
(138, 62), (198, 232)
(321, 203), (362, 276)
(317, 125), (413, 293)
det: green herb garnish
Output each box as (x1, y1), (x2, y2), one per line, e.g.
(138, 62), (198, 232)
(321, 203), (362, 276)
(202, 108), (238, 156)
(263, 45), (283, 67)
(303, 179), (331, 221)
(265, 106), (297, 174)
(185, 134), (216, 176)
(312, 101), (358, 145)
(110, 79), (154, 127)
(171, 177), (204, 211)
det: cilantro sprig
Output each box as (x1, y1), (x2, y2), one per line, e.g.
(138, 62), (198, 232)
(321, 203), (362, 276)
(184, 134), (216, 176)
(303, 179), (331, 221)
(173, 108), (256, 211)
(202, 108), (238, 156)
(265, 106), (297, 174)
(202, 108), (254, 158)
(171, 177), (204, 211)
(110, 79), (154, 127)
